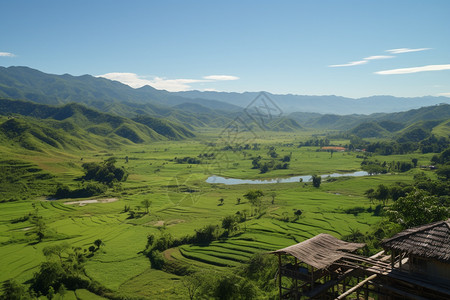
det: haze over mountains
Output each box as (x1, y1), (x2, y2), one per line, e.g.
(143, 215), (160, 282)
(1, 66), (449, 116)
(0, 65), (449, 146)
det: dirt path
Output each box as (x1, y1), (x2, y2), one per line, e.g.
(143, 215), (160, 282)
(163, 248), (176, 261)
(64, 197), (119, 206)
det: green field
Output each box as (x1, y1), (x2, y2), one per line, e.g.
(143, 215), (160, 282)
(0, 128), (437, 299)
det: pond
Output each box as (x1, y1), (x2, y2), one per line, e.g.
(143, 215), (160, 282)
(205, 171), (369, 185)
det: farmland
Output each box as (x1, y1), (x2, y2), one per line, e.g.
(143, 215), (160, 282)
(0, 127), (434, 299)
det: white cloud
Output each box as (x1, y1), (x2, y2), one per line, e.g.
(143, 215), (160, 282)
(329, 55), (393, 68)
(375, 64), (450, 75)
(0, 52), (15, 57)
(386, 48), (431, 54)
(437, 92), (450, 97)
(328, 60), (368, 68)
(364, 55), (394, 60)
(203, 75), (239, 81)
(97, 72), (239, 92)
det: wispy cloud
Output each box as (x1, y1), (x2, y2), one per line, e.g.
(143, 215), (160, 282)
(328, 60), (368, 68)
(386, 48), (431, 54)
(0, 52), (15, 57)
(329, 55), (393, 68)
(364, 55), (394, 60)
(97, 72), (239, 91)
(330, 47), (431, 68)
(437, 92), (450, 97)
(203, 75), (239, 81)
(375, 64), (450, 75)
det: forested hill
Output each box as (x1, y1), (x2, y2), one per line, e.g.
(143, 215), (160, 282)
(1, 66), (449, 117)
(289, 104), (450, 130)
(0, 99), (195, 144)
(0, 66), (241, 115)
(176, 91), (450, 115)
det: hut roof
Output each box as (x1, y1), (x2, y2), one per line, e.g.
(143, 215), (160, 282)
(270, 233), (365, 269)
(382, 219), (450, 262)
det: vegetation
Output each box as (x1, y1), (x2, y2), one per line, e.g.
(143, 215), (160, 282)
(0, 71), (449, 299)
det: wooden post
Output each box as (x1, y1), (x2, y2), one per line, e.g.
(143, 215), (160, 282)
(391, 250), (394, 268)
(294, 256), (299, 300)
(399, 252), (402, 268)
(278, 254), (282, 300)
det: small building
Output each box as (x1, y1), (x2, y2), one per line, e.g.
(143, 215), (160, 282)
(381, 219), (450, 288)
(271, 219), (450, 299)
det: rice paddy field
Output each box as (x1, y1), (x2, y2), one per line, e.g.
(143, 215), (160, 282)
(0, 130), (433, 299)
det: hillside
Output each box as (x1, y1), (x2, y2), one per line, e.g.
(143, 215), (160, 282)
(0, 99), (197, 149)
(2, 66), (450, 118)
(0, 66), (241, 115)
(177, 91), (450, 114)
(289, 104), (450, 130)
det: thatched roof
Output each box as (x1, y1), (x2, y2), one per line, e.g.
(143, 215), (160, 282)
(382, 219), (450, 262)
(270, 233), (365, 269)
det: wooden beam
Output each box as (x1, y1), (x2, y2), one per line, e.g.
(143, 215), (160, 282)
(335, 274), (377, 300)
(278, 254), (282, 300)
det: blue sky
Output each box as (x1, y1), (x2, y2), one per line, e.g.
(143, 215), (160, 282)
(1, 0), (450, 98)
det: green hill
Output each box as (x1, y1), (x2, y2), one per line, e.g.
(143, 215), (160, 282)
(350, 122), (390, 138)
(0, 99), (196, 152)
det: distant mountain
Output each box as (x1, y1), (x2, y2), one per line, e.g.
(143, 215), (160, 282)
(0, 66), (241, 115)
(289, 104), (450, 130)
(0, 99), (195, 144)
(2, 66), (449, 118)
(177, 91), (450, 115)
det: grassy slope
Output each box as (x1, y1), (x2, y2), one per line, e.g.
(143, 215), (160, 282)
(0, 128), (440, 299)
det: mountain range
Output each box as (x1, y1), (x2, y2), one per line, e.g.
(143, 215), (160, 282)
(0, 66), (449, 146)
(1, 66), (449, 116)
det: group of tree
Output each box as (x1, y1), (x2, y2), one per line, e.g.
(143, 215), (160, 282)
(174, 156), (201, 164)
(251, 155), (289, 174)
(0, 240), (106, 300)
(181, 252), (279, 299)
(363, 148), (450, 229)
(298, 138), (330, 147)
(81, 157), (127, 186)
(360, 158), (417, 175)
(53, 182), (107, 199)
(348, 134), (449, 155)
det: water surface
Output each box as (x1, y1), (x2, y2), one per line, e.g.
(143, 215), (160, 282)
(206, 171), (369, 185)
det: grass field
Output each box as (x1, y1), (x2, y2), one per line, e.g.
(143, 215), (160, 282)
(0, 129), (435, 299)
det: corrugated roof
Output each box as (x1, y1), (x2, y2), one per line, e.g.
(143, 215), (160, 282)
(270, 233), (365, 269)
(382, 219), (450, 262)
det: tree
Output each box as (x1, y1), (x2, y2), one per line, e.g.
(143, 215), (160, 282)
(218, 198), (224, 206)
(411, 158), (418, 168)
(43, 243), (71, 264)
(386, 189), (449, 228)
(270, 192), (276, 204)
(311, 174), (321, 188)
(374, 184), (389, 206)
(364, 188), (376, 204)
(436, 165), (450, 180)
(182, 272), (203, 300)
(243, 190), (264, 207)
(94, 239), (104, 249)
(141, 199), (152, 214)
(0, 280), (30, 300)
(30, 214), (46, 242)
(293, 209), (302, 220)
(236, 197), (241, 205)
(222, 215), (238, 235)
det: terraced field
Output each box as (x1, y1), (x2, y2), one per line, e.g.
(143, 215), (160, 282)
(0, 136), (428, 299)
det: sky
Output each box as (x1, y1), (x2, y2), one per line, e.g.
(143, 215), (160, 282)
(1, 0), (450, 98)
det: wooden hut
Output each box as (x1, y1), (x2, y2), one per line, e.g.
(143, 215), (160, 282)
(270, 220), (450, 299)
(271, 233), (365, 299)
(381, 218), (450, 284)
